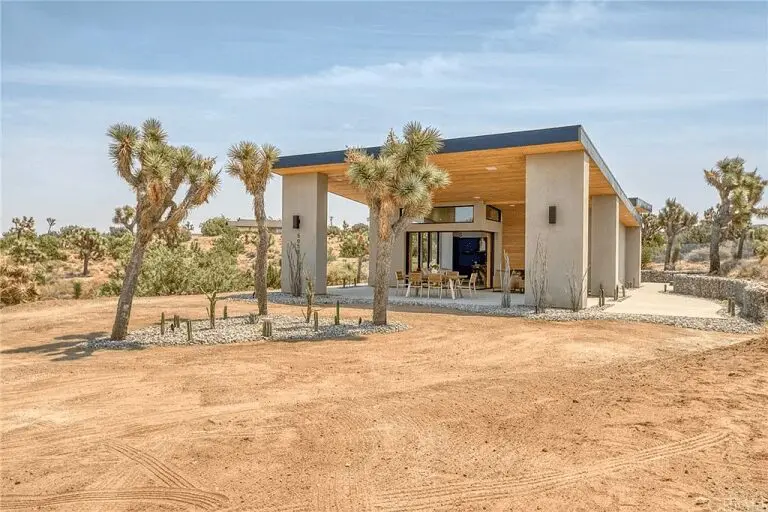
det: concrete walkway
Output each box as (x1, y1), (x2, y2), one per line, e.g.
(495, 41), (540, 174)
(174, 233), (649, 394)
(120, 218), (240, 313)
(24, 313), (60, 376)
(609, 282), (724, 318)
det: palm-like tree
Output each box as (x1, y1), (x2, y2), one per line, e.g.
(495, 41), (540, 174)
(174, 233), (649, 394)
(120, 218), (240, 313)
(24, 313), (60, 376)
(730, 170), (768, 259)
(346, 122), (450, 325)
(226, 142), (280, 315)
(45, 217), (56, 234)
(657, 198), (697, 270)
(108, 118), (221, 340)
(704, 157), (747, 273)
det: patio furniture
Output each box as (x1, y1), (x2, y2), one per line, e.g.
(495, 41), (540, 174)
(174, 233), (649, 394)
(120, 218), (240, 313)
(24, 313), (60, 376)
(446, 271), (461, 299)
(405, 272), (423, 297)
(462, 272), (478, 297)
(426, 273), (443, 299)
(395, 271), (407, 295)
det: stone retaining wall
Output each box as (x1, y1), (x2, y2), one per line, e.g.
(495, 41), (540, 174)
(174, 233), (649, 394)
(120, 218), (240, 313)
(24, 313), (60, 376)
(641, 270), (705, 283)
(671, 274), (768, 323)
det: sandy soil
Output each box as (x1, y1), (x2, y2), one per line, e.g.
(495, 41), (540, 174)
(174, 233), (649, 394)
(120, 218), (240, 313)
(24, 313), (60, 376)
(1, 295), (767, 511)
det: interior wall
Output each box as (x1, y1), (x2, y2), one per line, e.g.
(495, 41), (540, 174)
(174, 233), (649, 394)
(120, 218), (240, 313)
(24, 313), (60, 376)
(439, 232), (453, 269)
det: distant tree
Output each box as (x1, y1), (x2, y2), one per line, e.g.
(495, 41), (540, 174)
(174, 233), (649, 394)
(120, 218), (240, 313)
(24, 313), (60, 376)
(45, 217), (56, 234)
(157, 223), (192, 248)
(199, 215), (231, 236)
(340, 229), (369, 283)
(704, 157), (748, 273)
(658, 198), (697, 271)
(730, 170), (768, 259)
(112, 205), (137, 235)
(346, 122), (450, 325)
(67, 227), (106, 276)
(226, 141), (280, 315)
(107, 118), (220, 340)
(9, 216), (35, 239)
(212, 229), (245, 257)
(640, 212), (664, 247)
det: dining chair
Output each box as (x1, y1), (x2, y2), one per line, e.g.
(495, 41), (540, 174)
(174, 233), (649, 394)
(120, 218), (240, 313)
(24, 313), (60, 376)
(446, 271), (460, 299)
(406, 272), (423, 297)
(427, 273), (443, 299)
(462, 272), (478, 298)
(395, 271), (406, 295)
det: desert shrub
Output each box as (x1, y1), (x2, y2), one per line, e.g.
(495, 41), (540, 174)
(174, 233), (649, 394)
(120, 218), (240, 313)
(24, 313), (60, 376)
(327, 246), (337, 262)
(212, 230), (245, 256)
(137, 244), (192, 296)
(72, 281), (82, 299)
(106, 231), (134, 261)
(158, 224), (192, 248)
(200, 216), (231, 236)
(0, 258), (39, 306)
(267, 262), (281, 289)
(99, 275), (123, 296)
(327, 225), (342, 237)
(7, 237), (46, 264)
(37, 234), (66, 261)
(327, 262), (357, 286)
(641, 245), (655, 269)
(57, 225), (80, 239)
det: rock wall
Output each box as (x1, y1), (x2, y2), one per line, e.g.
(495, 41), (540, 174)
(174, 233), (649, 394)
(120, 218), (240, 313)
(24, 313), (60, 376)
(641, 270), (704, 283)
(672, 274), (768, 322)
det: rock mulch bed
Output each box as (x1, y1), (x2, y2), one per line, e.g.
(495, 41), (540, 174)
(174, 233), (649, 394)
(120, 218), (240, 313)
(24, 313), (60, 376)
(230, 292), (763, 334)
(87, 315), (408, 350)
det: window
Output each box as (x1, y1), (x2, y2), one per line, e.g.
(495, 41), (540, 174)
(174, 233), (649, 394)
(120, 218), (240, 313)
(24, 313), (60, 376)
(486, 205), (501, 222)
(413, 205), (474, 224)
(406, 231), (441, 272)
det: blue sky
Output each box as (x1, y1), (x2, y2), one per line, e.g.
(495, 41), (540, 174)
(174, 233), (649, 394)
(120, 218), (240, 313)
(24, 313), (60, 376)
(2, 1), (767, 232)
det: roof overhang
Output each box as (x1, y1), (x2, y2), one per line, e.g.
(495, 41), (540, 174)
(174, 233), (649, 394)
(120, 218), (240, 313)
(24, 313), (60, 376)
(275, 125), (641, 227)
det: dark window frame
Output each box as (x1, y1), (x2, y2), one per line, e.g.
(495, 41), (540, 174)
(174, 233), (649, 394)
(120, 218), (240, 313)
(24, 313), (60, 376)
(486, 205), (502, 222)
(406, 231), (441, 273)
(412, 205), (475, 224)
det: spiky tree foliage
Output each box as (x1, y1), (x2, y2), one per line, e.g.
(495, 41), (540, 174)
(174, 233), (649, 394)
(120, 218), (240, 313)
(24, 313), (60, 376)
(9, 216), (35, 239)
(730, 170), (767, 259)
(340, 228), (369, 284)
(704, 157), (748, 273)
(66, 227), (106, 276)
(108, 118), (221, 340)
(45, 217), (56, 234)
(657, 198), (697, 270)
(112, 205), (137, 235)
(225, 141), (280, 315)
(640, 212), (664, 247)
(346, 122), (450, 325)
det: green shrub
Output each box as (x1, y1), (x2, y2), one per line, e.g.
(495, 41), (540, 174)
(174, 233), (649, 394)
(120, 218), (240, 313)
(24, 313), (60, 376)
(200, 216), (231, 236)
(37, 234), (67, 261)
(327, 262), (357, 286)
(106, 231), (134, 261)
(7, 237), (46, 264)
(212, 230), (245, 256)
(137, 244), (192, 296)
(72, 281), (82, 299)
(267, 262), (281, 289)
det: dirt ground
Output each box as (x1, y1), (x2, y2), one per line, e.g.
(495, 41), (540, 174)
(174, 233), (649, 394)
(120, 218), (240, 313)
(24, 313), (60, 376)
(1, 295), (767, 511)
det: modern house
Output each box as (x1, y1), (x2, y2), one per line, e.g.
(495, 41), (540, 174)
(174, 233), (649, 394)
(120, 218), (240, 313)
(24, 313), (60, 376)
(274, 125), (646, 309)
(228, 218), (283, 234)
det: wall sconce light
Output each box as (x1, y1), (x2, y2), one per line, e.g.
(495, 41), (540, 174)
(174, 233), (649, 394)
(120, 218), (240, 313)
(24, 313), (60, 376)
(548, 206), (557, 224)
(292, 215), (300, 229)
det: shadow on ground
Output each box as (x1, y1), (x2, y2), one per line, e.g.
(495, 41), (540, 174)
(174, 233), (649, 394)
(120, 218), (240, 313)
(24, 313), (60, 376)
(0, 331), (144, 362)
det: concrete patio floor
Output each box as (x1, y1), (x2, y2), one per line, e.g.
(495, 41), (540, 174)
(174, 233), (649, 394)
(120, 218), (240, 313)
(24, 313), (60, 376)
(327, 282), (724, 319)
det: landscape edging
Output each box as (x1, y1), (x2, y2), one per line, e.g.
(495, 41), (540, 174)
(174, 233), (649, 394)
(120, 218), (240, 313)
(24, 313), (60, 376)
(672, 274), (768, 323)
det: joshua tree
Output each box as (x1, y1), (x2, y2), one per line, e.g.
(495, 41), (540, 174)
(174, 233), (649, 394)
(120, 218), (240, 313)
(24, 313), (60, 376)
(225, 141), (280, 316)
(657, 198), (697, 270)
(112, 205), (137, 235)
(730, 170), (767, 259)
(67, 227), (106, 276)
(340, 228), (369, 283)
(704, 157), (747, 273)
(346, 122), (450, 325)
(640, 212), (663, 247)
(9, 216), (35, 239)
(108, 118), (220, 340)
(45, 217), (56, 234)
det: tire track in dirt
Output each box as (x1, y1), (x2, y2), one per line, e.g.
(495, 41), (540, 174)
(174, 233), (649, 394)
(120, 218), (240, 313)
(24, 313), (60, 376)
(375, 430), (729, 510)
(1, 487), (228, 510)
(106, 440), (196, 489)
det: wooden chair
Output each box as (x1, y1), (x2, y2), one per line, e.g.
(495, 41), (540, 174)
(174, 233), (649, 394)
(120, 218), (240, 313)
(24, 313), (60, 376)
(406, 272), (423, 297)
(446, 271), (460, 299)
(462, 272), (478, 297)
(426, 273), (443, 299)
(394, 271), (406, 295)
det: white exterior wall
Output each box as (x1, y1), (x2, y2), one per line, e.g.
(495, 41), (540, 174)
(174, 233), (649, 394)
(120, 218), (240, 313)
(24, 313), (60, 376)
(625, 226), (642, 287)
(618, 224), (626, 285)
(589, 195), (620, 296)
(281, 173), (328, 294)
(524, 151), (589, 309)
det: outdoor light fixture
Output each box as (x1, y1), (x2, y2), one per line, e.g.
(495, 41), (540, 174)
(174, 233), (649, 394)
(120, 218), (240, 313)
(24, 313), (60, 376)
(292, 215), (300, 229)
(548, 206), (557, 224)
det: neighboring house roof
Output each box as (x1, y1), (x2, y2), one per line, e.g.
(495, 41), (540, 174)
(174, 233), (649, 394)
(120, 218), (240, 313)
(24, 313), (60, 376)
(629, 197), (653, 214)
(228, 219), (282, 229)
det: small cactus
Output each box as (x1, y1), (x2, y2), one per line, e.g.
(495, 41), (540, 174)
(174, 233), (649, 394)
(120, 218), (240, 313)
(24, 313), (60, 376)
(313, 311), (319, 331)
(262, 319), (272, 337)
(248, 312), (258, 324)
(614, 285), (619, 301)
(174, 314), (180, 328)
(186, 319), (192, 342)
(161, 312), (165, 335)
(223, 305), (228, 320)
(334, 300), (340, 325)
(358, 316), (362, 326)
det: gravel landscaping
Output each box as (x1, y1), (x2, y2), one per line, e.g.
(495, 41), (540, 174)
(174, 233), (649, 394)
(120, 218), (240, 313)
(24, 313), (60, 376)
(87, 314), (408, 350)
(227, 292), (764, 334)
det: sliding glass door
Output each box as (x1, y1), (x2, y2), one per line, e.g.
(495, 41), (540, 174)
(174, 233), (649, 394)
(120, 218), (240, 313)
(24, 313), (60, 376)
(407, 232), (440, 273)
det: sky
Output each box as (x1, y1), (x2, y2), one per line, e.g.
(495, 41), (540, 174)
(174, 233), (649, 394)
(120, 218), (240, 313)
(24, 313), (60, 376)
(2, 1), (767, 233)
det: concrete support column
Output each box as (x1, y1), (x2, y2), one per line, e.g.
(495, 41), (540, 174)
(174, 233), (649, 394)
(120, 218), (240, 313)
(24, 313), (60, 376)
(589, 195), (620, 295)
(281, 173), (328, 294)
(625, 226), (641, 287)
(524, 151), (589, 309)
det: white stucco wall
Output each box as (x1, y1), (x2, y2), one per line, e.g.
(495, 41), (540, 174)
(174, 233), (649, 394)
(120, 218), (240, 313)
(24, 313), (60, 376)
(625, 226), (641, 287)
(524, 151), (589, 309)
(589, 195), (620, 295)
(618, 224), (626, 285)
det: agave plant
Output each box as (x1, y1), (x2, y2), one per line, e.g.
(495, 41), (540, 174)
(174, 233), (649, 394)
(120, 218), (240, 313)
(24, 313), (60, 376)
(346, 122), (450, 325)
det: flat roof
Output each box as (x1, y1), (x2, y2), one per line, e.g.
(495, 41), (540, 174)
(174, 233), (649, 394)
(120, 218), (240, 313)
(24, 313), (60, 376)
(275, 125), (641, 225)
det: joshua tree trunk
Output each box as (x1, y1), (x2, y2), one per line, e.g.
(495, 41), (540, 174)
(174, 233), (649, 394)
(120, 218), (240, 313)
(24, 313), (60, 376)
(372, 235), (393, 325)
(736, 232), (746, 259)
(208, 297), (216, 328)
(253, 193), (269, 315)
(82, 254), (90, 276)
(709, 209), (726, 274)
(663, 234), (676, 271)
(356, 256), (363, 284)
(111, 238), (148, 340)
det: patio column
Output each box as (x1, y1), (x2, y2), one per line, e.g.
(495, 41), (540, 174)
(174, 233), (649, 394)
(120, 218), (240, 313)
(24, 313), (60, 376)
(625, 226), (641, 287)
(589, 195), (620, 296)
(524, 151), (589, 309)
(281, 173), (328, 294)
